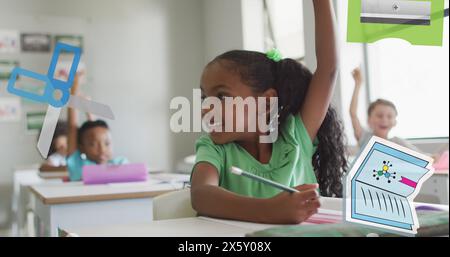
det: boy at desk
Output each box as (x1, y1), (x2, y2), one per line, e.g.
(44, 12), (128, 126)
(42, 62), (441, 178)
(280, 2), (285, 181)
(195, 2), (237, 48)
(66, 75), (128, 181)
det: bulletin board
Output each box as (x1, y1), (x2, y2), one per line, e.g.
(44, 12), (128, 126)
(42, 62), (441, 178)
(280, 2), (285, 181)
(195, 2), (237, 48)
(0, 14), (89, 134)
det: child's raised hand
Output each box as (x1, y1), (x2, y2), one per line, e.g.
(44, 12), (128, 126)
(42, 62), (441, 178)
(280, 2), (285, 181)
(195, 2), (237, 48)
(71, 73), (81, 95)
(266, 184), (321, 224)
(352, 67), (363, 87)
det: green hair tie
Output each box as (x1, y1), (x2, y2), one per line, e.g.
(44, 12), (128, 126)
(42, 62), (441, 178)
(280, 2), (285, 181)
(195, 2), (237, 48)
(266, 48), (283, 62)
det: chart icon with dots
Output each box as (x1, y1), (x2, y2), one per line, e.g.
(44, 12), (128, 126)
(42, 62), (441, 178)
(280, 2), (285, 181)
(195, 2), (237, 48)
(373, 161), (397, 183)
(345, 136), (434, 235)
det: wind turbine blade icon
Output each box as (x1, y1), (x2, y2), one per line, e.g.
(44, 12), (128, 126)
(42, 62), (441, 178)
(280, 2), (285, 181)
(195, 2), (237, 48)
(7, 42), (115, 159)
(37, 106), (61, 158)
(68, 95), (115, 120)
(37, 96), (115, 158)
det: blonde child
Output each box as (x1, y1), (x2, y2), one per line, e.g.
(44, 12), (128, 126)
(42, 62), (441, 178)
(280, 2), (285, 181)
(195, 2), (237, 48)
(349, 67), (421, 152)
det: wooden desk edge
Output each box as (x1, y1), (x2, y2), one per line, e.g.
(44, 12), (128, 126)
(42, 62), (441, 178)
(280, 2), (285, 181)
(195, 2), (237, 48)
(38, 173), (69, 179)
(29, 187), (179, 205)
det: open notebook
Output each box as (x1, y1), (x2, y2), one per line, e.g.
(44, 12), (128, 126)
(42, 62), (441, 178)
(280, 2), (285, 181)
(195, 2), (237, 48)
(345, 136), (434, 235)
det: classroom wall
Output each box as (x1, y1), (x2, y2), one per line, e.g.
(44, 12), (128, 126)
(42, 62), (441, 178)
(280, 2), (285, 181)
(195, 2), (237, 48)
(0, 0), (206, 225)
(202, 0), (245, 62)
(0, 0), (209, 176)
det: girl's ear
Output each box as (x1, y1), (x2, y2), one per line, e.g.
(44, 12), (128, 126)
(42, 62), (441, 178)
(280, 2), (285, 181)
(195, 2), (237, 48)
(263, 88), (278, 99)
(259, 88), (278, 115)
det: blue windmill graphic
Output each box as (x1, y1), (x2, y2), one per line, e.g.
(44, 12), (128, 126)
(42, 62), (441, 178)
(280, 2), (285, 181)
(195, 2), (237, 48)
(7, 42), (114, 158)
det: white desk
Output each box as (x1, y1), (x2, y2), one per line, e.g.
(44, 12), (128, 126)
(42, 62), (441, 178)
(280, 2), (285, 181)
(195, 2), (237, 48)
(59, 198), (448, 237)
(30, 180), (185, 237)
(60, 215), (309, 237)
(38, 171), (69, 180)
(417, 170), (449, 205)
(57, 198), (340, 237)
(61, 217), (256, 237)
(11, 166), (65, 237)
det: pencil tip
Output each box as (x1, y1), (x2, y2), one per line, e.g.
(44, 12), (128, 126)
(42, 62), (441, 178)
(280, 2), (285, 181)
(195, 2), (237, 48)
(230, 167), (243, 175)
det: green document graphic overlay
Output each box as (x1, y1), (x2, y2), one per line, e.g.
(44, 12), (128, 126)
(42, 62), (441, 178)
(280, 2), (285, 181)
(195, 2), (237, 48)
(348, 0), (445, 46)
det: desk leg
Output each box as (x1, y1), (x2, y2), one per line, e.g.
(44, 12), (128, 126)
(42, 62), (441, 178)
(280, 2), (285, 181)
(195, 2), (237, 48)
(17, 184), (32, 236)
(33, 196), (52, 237)
(11, 174), (19, 237)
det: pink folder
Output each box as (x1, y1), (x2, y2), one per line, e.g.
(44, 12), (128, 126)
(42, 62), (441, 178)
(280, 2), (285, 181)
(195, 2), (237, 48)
(433, 151), (449, 171)
(82, 163), (148, 185)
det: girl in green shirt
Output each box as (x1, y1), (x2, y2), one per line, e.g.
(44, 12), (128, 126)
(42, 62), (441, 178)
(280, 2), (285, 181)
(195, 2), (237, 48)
(191, 0), (347, 224)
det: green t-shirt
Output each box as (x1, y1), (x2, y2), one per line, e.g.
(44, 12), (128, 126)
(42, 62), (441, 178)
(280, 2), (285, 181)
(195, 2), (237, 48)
(192, 115), (318, 199)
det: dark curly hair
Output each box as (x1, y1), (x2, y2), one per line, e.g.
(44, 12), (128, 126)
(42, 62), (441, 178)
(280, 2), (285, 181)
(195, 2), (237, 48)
(77, 120), (109, 146)
(210, 50), (348, 197)
(47, 121), (68, 156)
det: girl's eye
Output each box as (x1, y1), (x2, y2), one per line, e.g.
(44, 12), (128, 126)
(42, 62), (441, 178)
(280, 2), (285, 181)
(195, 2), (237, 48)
(217, 94), (226, 101)
(202, 93), (228, 101)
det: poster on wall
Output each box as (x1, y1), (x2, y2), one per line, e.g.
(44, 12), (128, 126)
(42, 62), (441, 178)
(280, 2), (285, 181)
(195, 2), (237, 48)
(14, 82), (47, 106)
(25, 110), (46, 133)
(54, 60), (87, 84)
(54, 35), (84, 52)
(0, 30), (20, 53)
(21, 33), (51, 52)
(0, 97), (21, 122)
(0, 60), (18, 80)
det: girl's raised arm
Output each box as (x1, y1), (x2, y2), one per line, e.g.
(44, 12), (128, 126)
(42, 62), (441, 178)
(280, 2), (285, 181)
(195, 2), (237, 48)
(67, 74), (80, 156)
(300, 0), (339, 140)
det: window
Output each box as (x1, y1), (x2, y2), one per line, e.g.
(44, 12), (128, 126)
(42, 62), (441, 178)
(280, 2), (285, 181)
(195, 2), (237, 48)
(337, 0), (449, 145)
(366, 15), (449, 139)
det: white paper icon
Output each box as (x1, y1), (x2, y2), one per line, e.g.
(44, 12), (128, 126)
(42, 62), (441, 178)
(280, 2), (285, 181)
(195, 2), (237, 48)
(361, 0), (432, 25)
(344, 136), (434, 235)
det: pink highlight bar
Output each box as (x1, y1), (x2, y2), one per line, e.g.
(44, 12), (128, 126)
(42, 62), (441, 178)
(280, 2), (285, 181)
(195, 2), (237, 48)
(82, 163), (148, 185)
(304, 212), (342, 225)
(399, 176), (418, 189)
